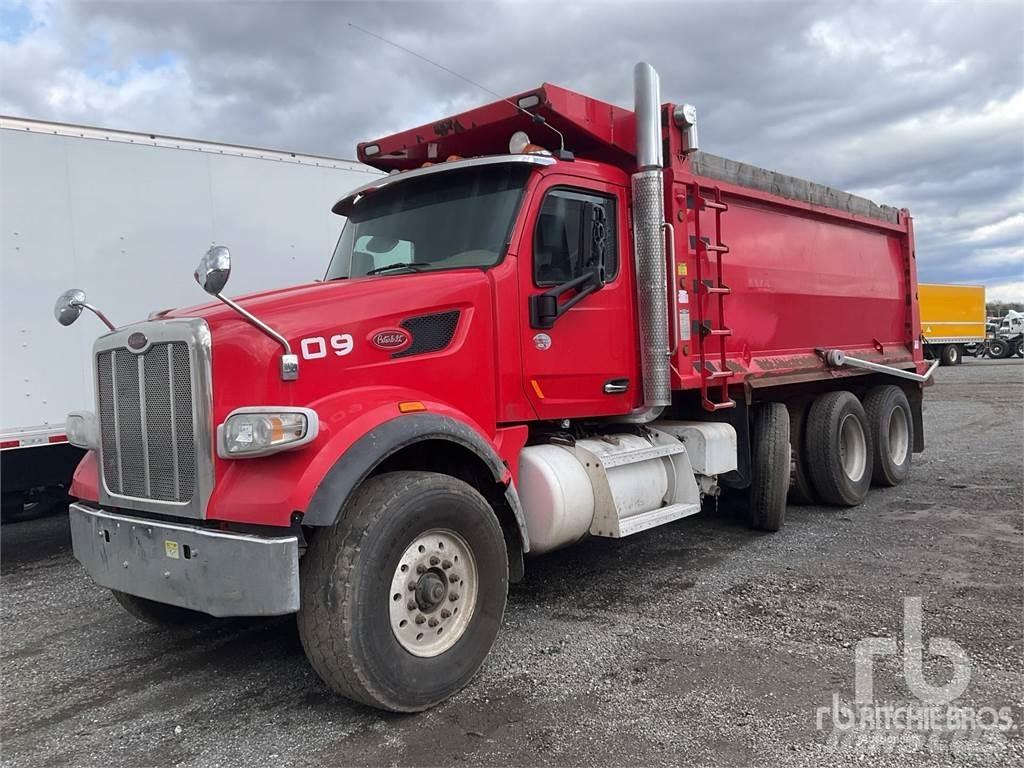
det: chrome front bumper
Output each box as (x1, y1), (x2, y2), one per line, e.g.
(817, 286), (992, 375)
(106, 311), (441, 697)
(69, 503), (299, 617)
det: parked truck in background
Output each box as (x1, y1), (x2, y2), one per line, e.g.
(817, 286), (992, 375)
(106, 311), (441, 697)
(918, 283), (986, 366)
(0, 117), (379, 519)
(991, 310), (1024, 359)
(56, 63), (935, 712)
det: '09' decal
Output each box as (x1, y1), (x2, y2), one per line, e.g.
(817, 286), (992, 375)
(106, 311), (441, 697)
(300, 333), (354, 360)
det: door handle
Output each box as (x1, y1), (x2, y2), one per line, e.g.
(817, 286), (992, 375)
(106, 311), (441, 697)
(603, 378), (629, 394)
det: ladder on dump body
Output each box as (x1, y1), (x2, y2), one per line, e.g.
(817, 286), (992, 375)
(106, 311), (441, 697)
(689, 183), (736, 411)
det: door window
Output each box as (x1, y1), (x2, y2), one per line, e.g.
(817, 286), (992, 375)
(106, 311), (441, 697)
(533, 189), (617, 286)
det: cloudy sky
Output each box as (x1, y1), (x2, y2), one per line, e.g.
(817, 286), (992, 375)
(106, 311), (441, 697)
(2, 0), (1022, 300)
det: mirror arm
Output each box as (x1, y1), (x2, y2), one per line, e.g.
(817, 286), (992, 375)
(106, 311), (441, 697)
(76, 302), (116, 331)
(214, 294), (299, 381)
(529, 270), (600, 329)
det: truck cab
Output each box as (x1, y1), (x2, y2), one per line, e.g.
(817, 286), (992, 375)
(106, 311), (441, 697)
(57, 63), (929, 712)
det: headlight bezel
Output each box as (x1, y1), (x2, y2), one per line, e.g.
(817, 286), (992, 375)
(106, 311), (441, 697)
(65, 411), (99, 450)
(216, 407), (319, 459)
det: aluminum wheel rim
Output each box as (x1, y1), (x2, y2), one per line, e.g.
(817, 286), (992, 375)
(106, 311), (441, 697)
(388, 528), (478, 658)
(887, 405), (909, 466)
(838, 413), (867, 482)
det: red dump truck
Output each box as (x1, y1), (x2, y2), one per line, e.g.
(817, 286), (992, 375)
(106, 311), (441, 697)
(57, 63), (934, 711)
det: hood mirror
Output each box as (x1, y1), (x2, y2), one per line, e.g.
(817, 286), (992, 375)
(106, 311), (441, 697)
(54, 288), (87, 326)
(192, 243), (299, 382)
(53, 288), (115, 331)
(195, 245), (231, 296)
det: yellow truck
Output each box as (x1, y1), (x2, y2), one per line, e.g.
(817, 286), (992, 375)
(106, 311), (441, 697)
(919, 283), (986, 365)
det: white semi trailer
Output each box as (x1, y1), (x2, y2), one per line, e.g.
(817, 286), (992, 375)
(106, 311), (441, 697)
(0, 117), (380, 518)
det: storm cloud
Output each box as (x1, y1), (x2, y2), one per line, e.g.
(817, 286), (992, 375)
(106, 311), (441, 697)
(2, 0), (1022, 298)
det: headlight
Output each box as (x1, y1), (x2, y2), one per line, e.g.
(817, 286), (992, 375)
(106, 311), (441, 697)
(217, 407), (319, 459)
(66, 411), (98, 449)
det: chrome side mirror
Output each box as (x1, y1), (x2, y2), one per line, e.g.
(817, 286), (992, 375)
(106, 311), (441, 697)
(193, 244), (299, 382)
(53, 288), (116, 331)
(54, 288), (87, 326)
(195, 245), (231, 296)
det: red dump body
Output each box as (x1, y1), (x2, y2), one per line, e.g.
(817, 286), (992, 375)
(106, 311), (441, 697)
(359, 84), (924, 407)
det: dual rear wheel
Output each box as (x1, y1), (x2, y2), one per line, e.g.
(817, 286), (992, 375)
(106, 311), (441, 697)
(786, 385), (913, 507)
(940, 344), (962, 366)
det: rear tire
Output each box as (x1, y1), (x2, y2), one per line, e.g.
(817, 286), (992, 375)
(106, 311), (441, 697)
(940, 344), (961, 366)
(806, 391), (873, 506)
(786, 400), (817, 505)
(748, 402), (790, 531)
(298, 471), (508, 712)
(111, 591), (210, 627)
(863, 385), (913, 487)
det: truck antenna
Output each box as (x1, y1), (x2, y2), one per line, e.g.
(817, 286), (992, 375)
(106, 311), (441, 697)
(347, 22), (570, 158)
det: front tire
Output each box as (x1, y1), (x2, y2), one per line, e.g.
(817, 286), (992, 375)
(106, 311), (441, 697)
(989, 338), (1010, 359)
(806, 391), (873, 506)
(298, 471), (508, 712)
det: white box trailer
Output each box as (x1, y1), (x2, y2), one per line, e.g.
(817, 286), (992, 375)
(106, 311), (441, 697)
(0, 116), (381, 516)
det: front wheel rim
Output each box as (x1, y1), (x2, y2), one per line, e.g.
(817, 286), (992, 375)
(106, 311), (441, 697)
(388, 528), (478, 658)
(838, 413), (868, 482)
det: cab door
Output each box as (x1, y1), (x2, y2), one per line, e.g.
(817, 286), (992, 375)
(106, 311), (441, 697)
(519, 175), (640, 419)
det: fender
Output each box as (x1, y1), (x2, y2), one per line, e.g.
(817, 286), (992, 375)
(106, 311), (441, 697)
(70, 450), (100, 502)
(197, 387), (530, 537)
(303, 411), (530, 553)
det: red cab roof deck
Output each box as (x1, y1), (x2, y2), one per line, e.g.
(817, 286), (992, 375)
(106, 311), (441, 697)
(357, 84), (639, 172)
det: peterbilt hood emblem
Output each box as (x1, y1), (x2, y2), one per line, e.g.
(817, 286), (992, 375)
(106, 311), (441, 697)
(370, 328), (411, 351)
(127, 331), (149, 351)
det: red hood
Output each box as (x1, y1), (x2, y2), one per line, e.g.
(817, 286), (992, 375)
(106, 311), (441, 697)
(165, 272), (486, 339)
(144, 267), (501, 530)
(168, 279), (359, 335)
(161, 268), (493, 415)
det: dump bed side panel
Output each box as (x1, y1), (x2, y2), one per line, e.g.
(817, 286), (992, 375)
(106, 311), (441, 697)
(667, 167), (919, 392)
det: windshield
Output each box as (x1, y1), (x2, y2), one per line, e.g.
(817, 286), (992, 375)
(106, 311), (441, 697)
(326, 164), (532, 279)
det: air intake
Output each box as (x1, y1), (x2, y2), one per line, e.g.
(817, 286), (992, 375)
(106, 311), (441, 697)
(394, 310), (460, 358)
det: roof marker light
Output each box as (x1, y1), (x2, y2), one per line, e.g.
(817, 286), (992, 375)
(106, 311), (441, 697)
(363, 144), (380, 157)
(509, 131), (530, 154)
(517, 94), (541, 109)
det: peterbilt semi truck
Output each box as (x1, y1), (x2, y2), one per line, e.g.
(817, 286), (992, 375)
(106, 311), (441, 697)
(0, 116), (379, 520)
(56, 64), (935, 712)
(991, 310), (1024, 359)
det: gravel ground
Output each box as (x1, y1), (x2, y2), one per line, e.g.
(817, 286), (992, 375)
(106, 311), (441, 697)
(2, 359), (1022, 767)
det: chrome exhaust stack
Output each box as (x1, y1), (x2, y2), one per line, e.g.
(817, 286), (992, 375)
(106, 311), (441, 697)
(631, 62), (671, 414)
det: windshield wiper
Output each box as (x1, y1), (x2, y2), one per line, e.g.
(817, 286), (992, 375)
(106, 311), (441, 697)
(365, 261), (431, 276)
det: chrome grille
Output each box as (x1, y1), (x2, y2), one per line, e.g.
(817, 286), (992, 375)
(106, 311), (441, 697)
(97, 342), (196, 503)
